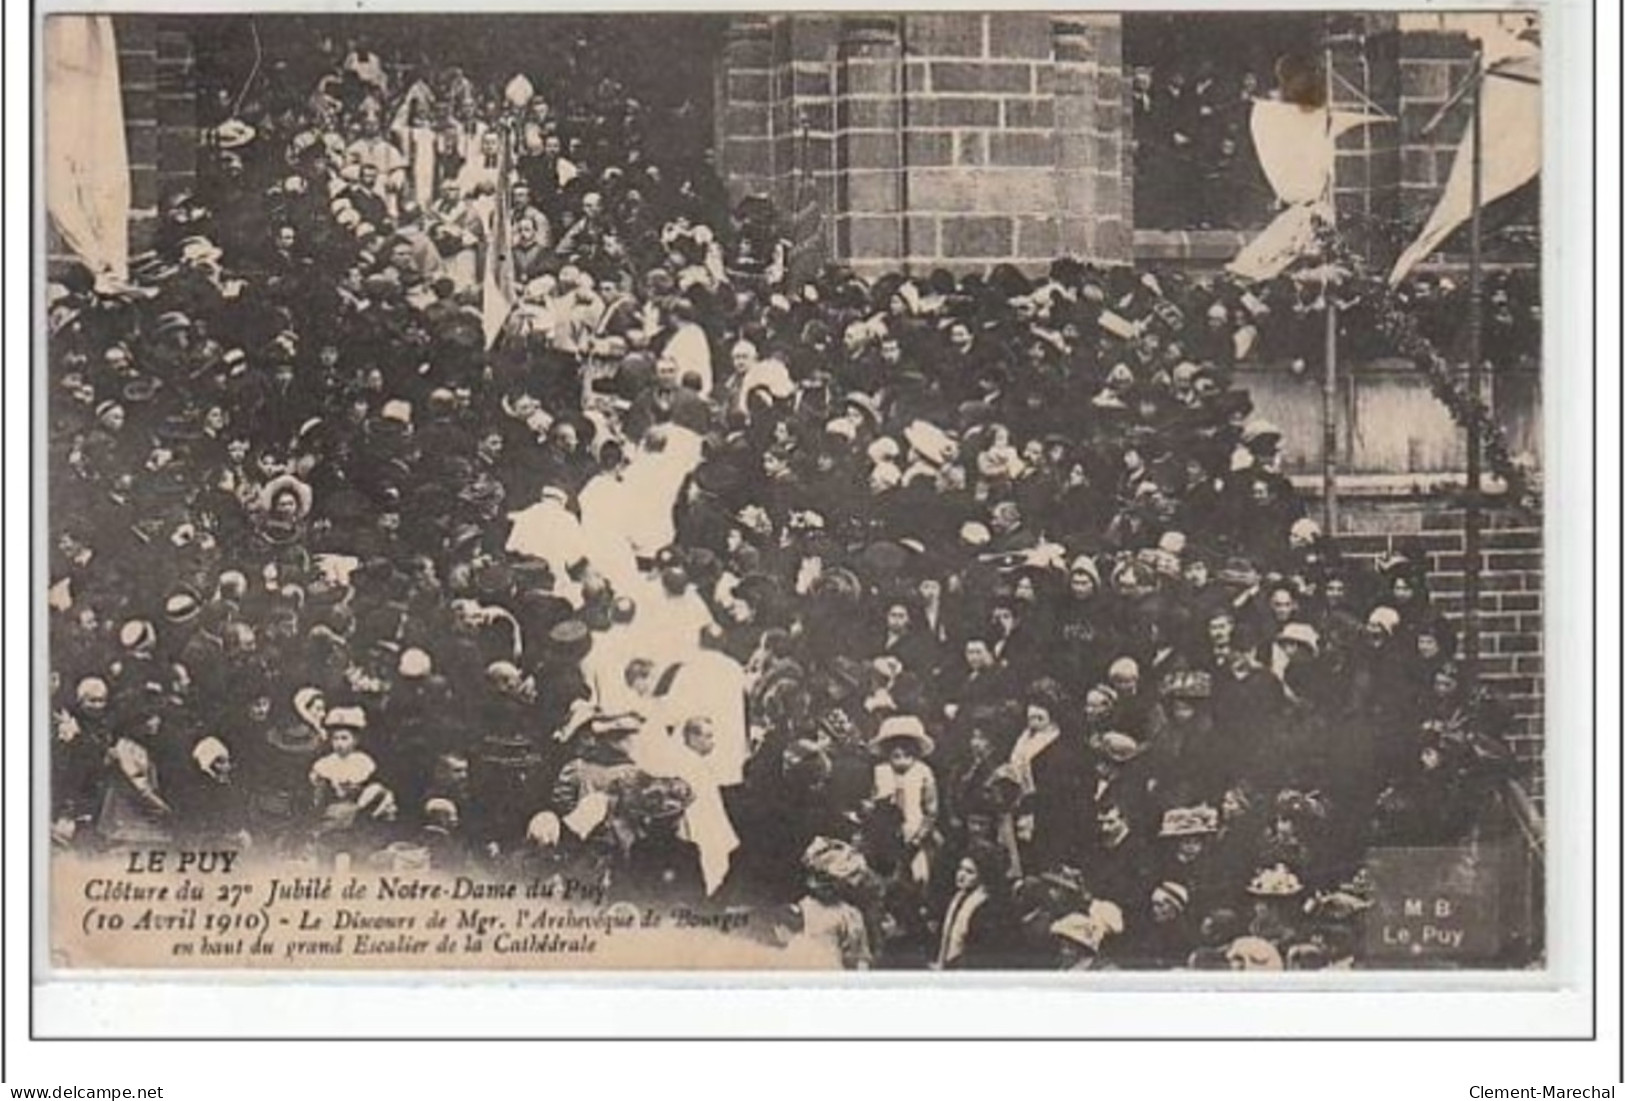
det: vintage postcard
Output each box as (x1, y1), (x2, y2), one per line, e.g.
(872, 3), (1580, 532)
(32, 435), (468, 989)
(43, 8), (1547, 973)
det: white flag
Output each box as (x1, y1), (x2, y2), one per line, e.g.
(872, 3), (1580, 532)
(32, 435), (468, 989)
(1251, 101), (1385, 205)
(1228, 101), (1382, 281)
(45, 16), (130, 283)
(1389, 46), (1541, 285)
(1228, 200), (1331, 281)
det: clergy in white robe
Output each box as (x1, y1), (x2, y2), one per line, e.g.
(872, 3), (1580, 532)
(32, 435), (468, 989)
(345, 128), (407, 185)
(428, 180), (486, 291)
(390, 79), (439, 204)
(662, 320), (714, 397)
(576, 470), (646, 597)
(505, 488), (587, 607)
(665, 718), (741, 897)
(617, 704), (740, 898)
(582, 618), (645, 716)
(657, 629), (750, 788)
(457, 128), (504, 228)
(611, 424), (706, 562)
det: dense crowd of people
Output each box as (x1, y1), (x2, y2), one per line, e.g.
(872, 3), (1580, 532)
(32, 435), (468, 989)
(48, 27), (1527, 972)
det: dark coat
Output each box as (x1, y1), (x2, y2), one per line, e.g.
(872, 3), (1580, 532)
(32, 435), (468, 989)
(622, 829), (707, 907)
(1024, 732), (1096, 874)
(938, 889), (1023, 970)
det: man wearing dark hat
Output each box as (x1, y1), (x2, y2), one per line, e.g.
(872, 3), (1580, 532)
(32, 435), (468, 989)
(533, 618), (594, 748)
(618, 774), (705, 906)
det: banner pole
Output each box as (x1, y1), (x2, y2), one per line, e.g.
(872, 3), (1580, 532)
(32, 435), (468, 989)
(1321, 42), (1339, 535)
(1463, 48), (1485, 684)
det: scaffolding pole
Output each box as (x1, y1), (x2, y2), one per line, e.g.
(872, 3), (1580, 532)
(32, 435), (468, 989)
(1321, 42), (1339, 534)
(1463, 48), (1485, 683)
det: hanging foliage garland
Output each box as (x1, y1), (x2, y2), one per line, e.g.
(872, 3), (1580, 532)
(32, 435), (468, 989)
(1365, 281), (1540, 516)
(1312, 231), (1541, 518)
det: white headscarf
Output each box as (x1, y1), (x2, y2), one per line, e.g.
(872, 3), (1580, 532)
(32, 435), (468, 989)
(292, 687), (326, 732)
(191, 736), (230, 774)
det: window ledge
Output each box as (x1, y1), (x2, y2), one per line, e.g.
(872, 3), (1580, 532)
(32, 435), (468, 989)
(1133, 228), (1256, 263)
(1286, 472), (1514, 498)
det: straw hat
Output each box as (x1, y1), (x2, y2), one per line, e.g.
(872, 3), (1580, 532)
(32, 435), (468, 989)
(869, 714), (935, 757)
(261, 474), (314, 519)
(212, 118), (257, 149)
(1159, 805), (1220, 838)
(1246, 863), (1305, 898)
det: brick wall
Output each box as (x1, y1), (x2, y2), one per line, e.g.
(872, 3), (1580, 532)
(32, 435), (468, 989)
(113, 15), (160, 253)
(899, 13), (1131, 274)
(155, 20), (198, 221)
(1333, 496), (1545, 803)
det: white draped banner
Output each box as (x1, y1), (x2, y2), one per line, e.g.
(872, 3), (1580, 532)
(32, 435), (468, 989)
(45, 15), (131, 284)
(1228, 101), (1383, 282)
(1388, 45), (1542, 286)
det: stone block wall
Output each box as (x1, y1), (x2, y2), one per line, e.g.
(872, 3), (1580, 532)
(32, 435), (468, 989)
(716, 14), (846, 282)
(716, 17), (776, 202)
(775, 16), (840, 283)
(895, 13), (1063, 274)
(154, 20), (198, 224)
(715, 13), (1131, 277)
(1394, 21), (1479, 245)
(1052, 14), (1133, 263)
(834, 16), (906, 275)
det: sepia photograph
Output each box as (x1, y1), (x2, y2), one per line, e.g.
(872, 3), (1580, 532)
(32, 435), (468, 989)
(41, 7), (1553, 975)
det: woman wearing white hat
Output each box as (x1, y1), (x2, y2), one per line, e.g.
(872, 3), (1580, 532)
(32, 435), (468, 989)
(309, 707), (378, 811)
(1049, 898), (1124, 970)
(173, 736), (251, 850)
